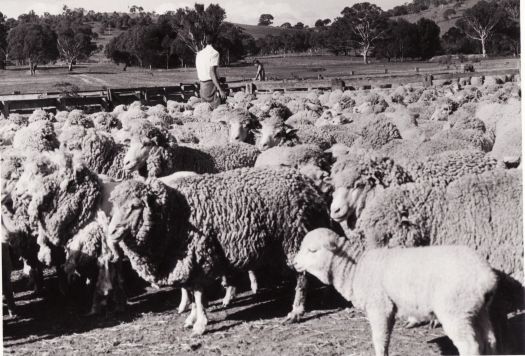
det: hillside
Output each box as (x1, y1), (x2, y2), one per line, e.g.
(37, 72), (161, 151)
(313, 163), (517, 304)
(231, 23), (297, 40)
(392, 0), (482, 34)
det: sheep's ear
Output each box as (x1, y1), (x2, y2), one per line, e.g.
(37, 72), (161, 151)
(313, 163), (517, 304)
(320, 176), (334, 193)
(285, 128), (298, 135)
(252, 128), (261, 136)
(324, 147), (333, 153)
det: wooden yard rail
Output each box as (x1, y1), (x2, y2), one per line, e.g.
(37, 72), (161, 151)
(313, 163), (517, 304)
(0, 68), (519, 116)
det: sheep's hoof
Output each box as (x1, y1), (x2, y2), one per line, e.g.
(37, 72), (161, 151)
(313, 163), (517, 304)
(178, 304), (189, 314)
(404, 320), (419, 329)
(282, 312), (301, 324)
(429, 320), (441, 329)
(191, 323), (207, 336)
(221, 298), (231, 308)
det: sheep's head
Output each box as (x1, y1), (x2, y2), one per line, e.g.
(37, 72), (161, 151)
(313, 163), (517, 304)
(329, 157), (412, 227)
(108, 179), (169, 253)
(123, 122), (175, 172)
(222, 110), (258, 143)
(255, 117), (297, 150)
(293, 228), (349, 285)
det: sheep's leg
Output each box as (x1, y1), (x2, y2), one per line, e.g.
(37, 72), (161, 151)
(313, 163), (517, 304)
(178, 288), (190, 314)
(284, 272), (307, 324)
(2, 244), (16, 317)
(440, 316), (481, 356)
(248, 270), (258, 294)
(222, 286), (236, 307)
(183, 292), (197, 329)
(477, 308), (497, 354)
(367, 306), (395, 356)
(191, 289), (208, 336)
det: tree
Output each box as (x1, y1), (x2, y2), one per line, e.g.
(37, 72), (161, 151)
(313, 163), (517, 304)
(56, 20), (98, 71)
(326, 16), (354, 56)
(441, 26), (477, 54)
(416, 18), (441, 59)
(376, 19), (419, 61)
(314, 19), (331, 28)
(170, 4), (226, 53)
(258, 14), (274, 26)
(442, 8), (456, 20)
(340, 2), (388, 63)
(458, 0), (503, 57)
(0, 12), (7, 69)
(497, 0), (520, 56)
(294, 22), (304, 29)
(280, 22), (292, 29)
(7, 23), (58, 75)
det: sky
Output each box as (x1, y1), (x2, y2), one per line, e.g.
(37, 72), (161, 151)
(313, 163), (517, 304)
(0, 0), (408, 26)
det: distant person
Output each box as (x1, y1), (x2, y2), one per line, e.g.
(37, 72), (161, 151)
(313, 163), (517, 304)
(254, 59), (266, 81)
(196, 32), (227, 109)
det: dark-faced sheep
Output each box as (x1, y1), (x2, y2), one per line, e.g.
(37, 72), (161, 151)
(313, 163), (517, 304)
(107, 167), (333, 335)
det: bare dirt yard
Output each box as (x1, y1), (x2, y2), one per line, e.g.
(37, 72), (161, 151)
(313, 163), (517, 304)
(0, 56), (518, 95)
(4, 269), (525, 355)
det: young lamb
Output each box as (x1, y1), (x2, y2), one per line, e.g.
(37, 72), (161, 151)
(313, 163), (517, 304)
(107, 167), (333, 335)
(294, 228), (498, 356)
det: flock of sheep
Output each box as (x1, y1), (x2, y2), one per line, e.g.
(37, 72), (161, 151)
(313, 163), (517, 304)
(1, 77), (522, 355)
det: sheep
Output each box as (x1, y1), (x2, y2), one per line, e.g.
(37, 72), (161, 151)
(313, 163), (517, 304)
(490, 114), (521, 167)
(293, 228), (498, 356)
(7, 113), (29, 126)
(432, 128), (493, 152)
(0, 122), (21, 147)
(28, 109), (52, 123)
(285, 110), (319, 126)
(59, 127), (132, 180)
(12, 120), (60, 153)
(123, 124), (260, 177)
(171, 121), (230, 146)
(352, 117), (401, 151)
(329, 150), (499, 230)
(256, 116), (298, 150)
(107, 167), (333, 335)
(254, 144), (331, 172)
(88, 112), (122, 132)
(357, 169), (522, 284)
(222, 109), (259, 144)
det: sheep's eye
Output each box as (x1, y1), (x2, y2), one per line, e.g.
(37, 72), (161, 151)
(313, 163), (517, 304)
(130, 203), (141, 210)
(307, 248), (318, 253)
(353, 181), (364, 189)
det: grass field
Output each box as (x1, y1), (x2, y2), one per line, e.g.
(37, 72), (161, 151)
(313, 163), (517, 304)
(0, 56), (518, 95)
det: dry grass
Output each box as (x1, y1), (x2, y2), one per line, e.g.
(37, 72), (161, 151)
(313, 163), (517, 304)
(0, 56), (517, 95)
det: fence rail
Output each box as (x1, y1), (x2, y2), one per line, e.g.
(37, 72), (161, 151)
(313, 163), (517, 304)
(0, 68), (519, 117)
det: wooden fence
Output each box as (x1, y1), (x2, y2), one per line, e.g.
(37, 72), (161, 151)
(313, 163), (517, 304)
(0, 68), (519, 117)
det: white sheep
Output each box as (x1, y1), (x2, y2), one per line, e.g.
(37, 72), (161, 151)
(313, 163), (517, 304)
(294, 228), (498, 356)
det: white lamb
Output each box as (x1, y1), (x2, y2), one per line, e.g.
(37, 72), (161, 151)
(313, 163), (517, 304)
(294, 228), (498, 356)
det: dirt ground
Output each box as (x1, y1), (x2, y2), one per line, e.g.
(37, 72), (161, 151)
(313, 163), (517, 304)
(4, 269), (525, 356)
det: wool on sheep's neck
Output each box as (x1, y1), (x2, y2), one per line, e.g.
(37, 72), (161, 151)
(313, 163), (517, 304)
(328, 239), (367, 303)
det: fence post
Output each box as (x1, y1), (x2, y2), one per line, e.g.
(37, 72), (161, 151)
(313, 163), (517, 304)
(331, 78), (345, 91)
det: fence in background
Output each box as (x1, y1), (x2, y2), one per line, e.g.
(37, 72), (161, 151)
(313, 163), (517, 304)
(0, 68), (519, 116)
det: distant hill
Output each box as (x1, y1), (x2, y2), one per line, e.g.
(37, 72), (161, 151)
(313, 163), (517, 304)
(231, 23), (298, 39)
(392, 0), (483, 34)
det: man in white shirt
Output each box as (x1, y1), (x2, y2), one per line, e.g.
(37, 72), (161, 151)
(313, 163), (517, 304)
(196, 33), (227, 109)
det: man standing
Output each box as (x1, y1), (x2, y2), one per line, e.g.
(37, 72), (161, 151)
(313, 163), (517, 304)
(196, 33), (227, 109)
(253, 59), (266, 81)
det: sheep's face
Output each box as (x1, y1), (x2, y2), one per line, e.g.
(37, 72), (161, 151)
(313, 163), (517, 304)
(299, 165), (333, 195)
(294, 229), (343, 285)
(108, 196), (147, 246)
(330, 181), (371, 225)
(123, 140), (153, 171)
(228, 118), (249, 143)
(256, 122), (295, 151)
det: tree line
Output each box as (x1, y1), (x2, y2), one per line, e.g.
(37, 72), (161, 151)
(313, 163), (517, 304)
(255, 0), (519, 63)
(0, 0), (520, 73)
